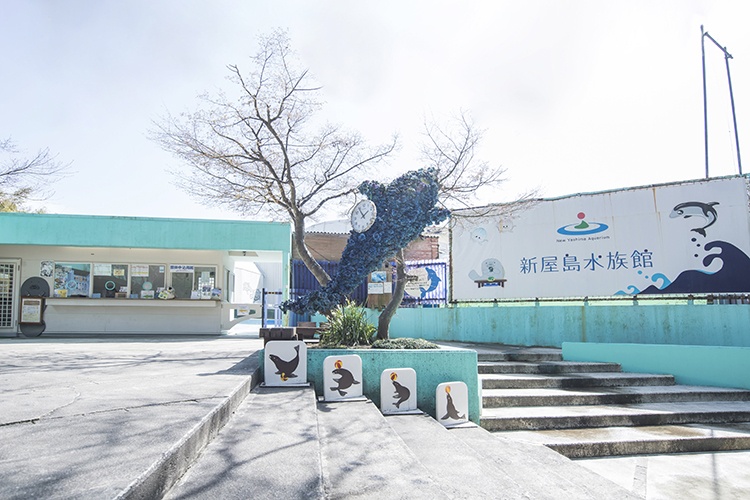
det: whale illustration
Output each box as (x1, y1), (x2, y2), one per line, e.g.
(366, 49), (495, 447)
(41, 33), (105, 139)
(392, 379), (411, 408)
(670, 201), (719, 237)
(441, 391), (465, 421)
(269, 345), (300, 379)
(330, 367), (360, 397)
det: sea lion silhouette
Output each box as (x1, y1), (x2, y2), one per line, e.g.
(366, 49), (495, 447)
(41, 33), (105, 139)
(441, 392), (465, 421)
(392, 379), (411, 408)
(269, 345), (300, 379)
(330, 367), (360, 396)
(670, 201), (719, 237)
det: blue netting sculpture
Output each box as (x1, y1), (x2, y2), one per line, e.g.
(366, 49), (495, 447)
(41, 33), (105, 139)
(281, 168), (449, 315)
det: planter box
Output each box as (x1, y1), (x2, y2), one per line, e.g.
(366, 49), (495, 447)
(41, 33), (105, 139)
(306, 346), (480, 424)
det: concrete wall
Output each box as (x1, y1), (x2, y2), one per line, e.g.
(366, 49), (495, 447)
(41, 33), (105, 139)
(563, 342), (750, 390)
(365, 302), (750, 348)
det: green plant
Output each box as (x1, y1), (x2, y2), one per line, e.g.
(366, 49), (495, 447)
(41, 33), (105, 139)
(319, 300), (376, 347)
(371, 338), (439, 350)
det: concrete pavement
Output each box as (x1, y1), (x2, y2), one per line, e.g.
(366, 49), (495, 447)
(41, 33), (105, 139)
(1, 335), (748, 499)
(0, 336), (263, 499)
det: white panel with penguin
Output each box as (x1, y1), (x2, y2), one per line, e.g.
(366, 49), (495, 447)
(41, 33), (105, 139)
(436, 381), (470, 427)
(264, 340), (308, 386)
(380, 368), (419, 414)
(323, 355), (363, 401)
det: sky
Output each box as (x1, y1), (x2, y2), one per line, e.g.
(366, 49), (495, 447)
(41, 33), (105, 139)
(3, 1), (750, 223)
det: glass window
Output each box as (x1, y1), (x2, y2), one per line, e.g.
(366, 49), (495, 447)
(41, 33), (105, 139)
(131, 264), (166, 299)
(54, 263), (91, 298)
(169, 265), (217, 299)
(92, 264), (129, 298)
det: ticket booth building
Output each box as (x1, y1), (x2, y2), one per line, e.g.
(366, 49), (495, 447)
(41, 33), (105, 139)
(0, 213), (290, 336)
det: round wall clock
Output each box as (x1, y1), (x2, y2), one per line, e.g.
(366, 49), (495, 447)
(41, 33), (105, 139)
(351, 199), (377, 233)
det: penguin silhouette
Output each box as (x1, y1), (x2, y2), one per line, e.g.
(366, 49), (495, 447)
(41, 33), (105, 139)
(330, 367), (360, 397)
(392, 379), (411, 408)
(269, 345), (300, 378)
(441, 391), (465, 420)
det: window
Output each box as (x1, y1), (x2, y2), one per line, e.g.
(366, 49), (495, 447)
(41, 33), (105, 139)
(170, 265), (217, 299)
(92, 264), (129, 298)
(131, 264), (166, 299)
(54, 263), (91, 297)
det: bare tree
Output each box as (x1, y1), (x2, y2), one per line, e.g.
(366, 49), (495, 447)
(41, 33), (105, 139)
(0, 138), (68, 212)
(377, 112), (516, 338)
(422, 111), (507, 209)
(152, 30), (396, 286)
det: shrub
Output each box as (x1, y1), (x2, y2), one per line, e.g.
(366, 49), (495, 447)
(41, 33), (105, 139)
(371, 338), (439, 350)
(318, 300), (376, 348)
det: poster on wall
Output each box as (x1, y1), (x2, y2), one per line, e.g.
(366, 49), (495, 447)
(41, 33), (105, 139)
(451, 176), (750, 301)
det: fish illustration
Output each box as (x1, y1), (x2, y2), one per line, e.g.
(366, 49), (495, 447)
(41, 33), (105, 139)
(269, 345), (300, 379)
(441, 392), (465, 421)
(670, 201), (719, 237)
(330, 367), (360, 397)
(392, 379), (411, 408)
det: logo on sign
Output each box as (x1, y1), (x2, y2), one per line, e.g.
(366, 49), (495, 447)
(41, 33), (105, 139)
(557, 212), (609, 236)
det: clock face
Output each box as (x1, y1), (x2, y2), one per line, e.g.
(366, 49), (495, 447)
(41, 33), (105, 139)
(351, 199), (377, 233)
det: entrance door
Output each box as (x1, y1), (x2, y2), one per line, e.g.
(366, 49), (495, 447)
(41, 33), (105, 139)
(0, 260), (19, 331)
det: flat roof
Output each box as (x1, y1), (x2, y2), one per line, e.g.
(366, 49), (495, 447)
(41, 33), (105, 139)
(0, 213), (291, 253)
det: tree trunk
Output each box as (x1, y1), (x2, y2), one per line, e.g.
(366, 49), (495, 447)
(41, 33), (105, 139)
(293, 217), (331, 286)
(377, 249), (406, 340)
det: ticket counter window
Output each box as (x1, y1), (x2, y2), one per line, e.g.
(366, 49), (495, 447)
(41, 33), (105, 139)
(130, 264), (166, 299)
(53, 263), (91, 298)
(92, 264), (129, 298)
(170, 265), (216, 299)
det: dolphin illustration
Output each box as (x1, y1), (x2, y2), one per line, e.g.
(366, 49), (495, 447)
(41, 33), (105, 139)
(670, 201), (719, 237)
(330, 367), (360, 397)
(269, 345), (300, 379)
(392, 379), (411, 408)
(441, 392), (466, 421)
(419, 268), (441, 298)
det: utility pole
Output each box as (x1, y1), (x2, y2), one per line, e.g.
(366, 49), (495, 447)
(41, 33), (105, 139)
(701, 25), (743, 178)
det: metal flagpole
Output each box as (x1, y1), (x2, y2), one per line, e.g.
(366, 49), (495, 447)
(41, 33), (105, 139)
(702, 26), (743, 177)
(701, 25), (709, 178)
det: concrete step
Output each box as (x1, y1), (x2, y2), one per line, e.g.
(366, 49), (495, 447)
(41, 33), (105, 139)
(482, 385), (750, 408)
(479, 360), (622, 374)
(481, 372), (676, 389)
(386, 413), (639, 499)
(496, 423), (750, 458)
(316, 399), (450, 499)
(480, 401), (750, 431)
(477, 351), (563, 363)
(165, 386), (325, 500)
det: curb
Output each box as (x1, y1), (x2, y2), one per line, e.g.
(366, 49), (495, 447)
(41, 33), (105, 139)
(114, 356), (262, 500)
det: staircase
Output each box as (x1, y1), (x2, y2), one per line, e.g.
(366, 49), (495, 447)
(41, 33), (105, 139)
(478, 346), (750, 458)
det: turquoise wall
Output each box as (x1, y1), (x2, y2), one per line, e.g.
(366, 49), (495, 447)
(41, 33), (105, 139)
(0, 213), (291, 253)
(301, 348), (480, 424)
(373, 303), (750, 348)
(562, 342), (750, 390)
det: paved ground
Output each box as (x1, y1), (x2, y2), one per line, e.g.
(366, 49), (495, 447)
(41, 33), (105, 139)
(0, 335), (263, 499)
(1, 334), (748, 499)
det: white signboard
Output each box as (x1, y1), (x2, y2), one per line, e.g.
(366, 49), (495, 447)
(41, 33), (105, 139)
(323, 355), (363, 401)
(435, 381), (469, 427)
(264, 341), (307, 386)
(380, 368), (418, 414)
(452, 177), (750, 300)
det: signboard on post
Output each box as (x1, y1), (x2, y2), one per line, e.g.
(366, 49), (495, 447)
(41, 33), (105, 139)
(451, 176), (750, 300)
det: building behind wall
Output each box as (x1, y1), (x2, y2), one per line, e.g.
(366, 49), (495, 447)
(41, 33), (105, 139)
(0, 213), (291, 337)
